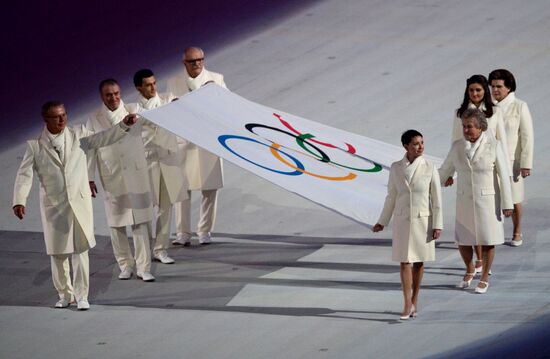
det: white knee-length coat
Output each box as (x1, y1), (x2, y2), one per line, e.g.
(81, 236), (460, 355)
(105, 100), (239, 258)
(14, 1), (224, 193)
(13, 124), (129, 255)
(86, 105), (153, 227)
(131, 94), (188, 205)
(439, 134), (513, 245)
(167, 69), (225, 190)
(377, 156), (443, 263)
(497, 92), (534, 204)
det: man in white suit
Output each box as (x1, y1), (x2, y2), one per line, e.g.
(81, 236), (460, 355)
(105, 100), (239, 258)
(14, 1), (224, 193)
(13, 101), (138, 309)
(87, 79), (155, 282)
(167, 47), (225, 245)
(132, 69), (187, 263)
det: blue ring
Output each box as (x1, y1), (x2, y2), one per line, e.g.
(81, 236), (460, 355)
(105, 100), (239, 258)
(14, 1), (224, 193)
(218, 135), (304, 176)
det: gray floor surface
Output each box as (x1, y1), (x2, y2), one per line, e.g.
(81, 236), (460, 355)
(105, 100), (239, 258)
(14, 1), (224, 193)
(1, 0), (549, 358)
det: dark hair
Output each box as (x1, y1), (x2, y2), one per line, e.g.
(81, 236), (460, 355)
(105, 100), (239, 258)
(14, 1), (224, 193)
(401, 129), (423, 145)
(488, 69), (516, 92)
(456, 74), (494, 118)
(133, 69), (154, 87)
(461, 108), (488, 132)
(99, 78), (119, 93)
(41, 100), (64, 117)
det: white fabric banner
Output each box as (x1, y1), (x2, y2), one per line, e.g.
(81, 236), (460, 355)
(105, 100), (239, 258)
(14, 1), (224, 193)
(141, 84), (440, 227)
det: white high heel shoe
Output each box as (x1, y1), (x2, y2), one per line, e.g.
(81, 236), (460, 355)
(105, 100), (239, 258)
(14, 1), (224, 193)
(457, 272), (475, 289)
(475, 281), (489, 294)
(400, 305), (416, 320)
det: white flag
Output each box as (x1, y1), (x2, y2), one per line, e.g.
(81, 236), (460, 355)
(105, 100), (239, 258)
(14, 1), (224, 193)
(141, 84), (439, 227)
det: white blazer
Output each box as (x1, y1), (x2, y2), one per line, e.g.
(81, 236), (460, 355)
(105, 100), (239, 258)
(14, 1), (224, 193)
(167, 69), (225, 190)
(497, 92), (534, 169)
(378, 156), (443, 263)
(131, 93), (188, 204)
(87, 106), (153, 227)
(439, 134), (513, 246)
(13, 124), (129, 255)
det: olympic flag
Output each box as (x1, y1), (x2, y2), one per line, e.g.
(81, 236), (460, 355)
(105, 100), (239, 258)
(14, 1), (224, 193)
(140, 84), (439, 227)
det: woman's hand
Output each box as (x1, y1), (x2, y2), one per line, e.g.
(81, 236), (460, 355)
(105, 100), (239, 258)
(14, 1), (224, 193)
(432, 229), (441, 240)
(444, 177), (454, 187)
(503, 209), (513, 217)
(372, 223), (384, 232)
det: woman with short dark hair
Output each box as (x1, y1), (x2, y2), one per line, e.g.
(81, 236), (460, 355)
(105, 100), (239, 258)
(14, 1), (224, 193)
(373, 129), (443, 319)
(488, 69), (534, 247)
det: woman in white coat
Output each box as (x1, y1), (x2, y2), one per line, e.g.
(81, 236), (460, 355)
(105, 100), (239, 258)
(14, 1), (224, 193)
(440, 108), (513, 294)
(489, 69), (534, 247)
(450, 74), (510, 274)
(373, 130), (443, 319)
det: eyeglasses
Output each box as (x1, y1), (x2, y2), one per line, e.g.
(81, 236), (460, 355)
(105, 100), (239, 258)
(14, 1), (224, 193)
(185, 58), (204, 64)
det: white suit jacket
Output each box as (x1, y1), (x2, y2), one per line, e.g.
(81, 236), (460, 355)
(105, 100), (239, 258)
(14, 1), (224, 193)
(439, 135), (513, 245)
(378, 156), (443, 262)
(130, 93), (188, 204)
(13, 124), (129, 255)
(497, 92), (534, 169)
(167, 68), (225, 190)
(87, 105), (153, 227)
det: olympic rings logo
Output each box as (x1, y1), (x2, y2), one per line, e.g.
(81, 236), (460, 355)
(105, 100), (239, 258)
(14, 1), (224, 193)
(218, 113), (382, 181)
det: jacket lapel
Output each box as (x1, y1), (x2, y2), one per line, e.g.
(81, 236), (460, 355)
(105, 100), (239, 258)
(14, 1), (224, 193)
(409, 156), (425, 185)
(471, 134), (488, 165)
(398, 158), (411, 189)
(39, 129), (63, 167)
(64, 127), (78, 166)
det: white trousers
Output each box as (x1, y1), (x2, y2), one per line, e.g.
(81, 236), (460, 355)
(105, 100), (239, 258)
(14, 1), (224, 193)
(110, 222), (151, 273)
(175, 189), (217, 237)
(50, 251), (89, 301)
(153, 177), (173, 255)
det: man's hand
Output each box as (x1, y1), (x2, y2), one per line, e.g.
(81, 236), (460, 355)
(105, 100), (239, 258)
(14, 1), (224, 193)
(89, 181), (98, 198)
(520, 168), (531, 178)
(13, 205), (25, 220)
(444, 177), (454, 187)
(372, 223), (384, 232)
(123, 114), (138, 126)
(432, 229), (442, 240)
(503, 209), (513, 217)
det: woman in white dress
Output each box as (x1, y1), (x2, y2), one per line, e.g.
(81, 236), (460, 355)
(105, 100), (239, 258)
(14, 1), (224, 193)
(450, 74), (510, 274)
(440, 109), (513, 294)
(489, 69), (534, 247)
(373, 130), (443, 319)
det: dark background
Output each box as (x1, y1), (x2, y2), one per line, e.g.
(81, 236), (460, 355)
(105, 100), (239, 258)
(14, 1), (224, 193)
(1, 0), (318, 148)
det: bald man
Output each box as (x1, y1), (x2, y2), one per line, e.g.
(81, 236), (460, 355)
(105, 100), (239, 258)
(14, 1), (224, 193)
(167, 47), (226, 246)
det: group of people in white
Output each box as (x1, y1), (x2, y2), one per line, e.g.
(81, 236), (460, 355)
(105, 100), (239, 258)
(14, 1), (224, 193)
(12, 57), (534, 318)
(13, 47), (226, 310)
(373, 69), (534, 320)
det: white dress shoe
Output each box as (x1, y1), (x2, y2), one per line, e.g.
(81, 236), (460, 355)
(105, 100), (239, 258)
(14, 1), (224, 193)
(154, 250), (175, 264)
(77, 299), (90, 311)
(118, 267), (133, 280)
(198, 233), (212, 245)
(54, 298), (70, 308)
(137, 271), (155, 282)
(172, 233), (192, 246)
(475, 281), (489, 294)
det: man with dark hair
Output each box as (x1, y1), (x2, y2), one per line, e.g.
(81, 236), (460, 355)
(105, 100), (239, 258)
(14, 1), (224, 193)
(131, 69), (187, 264)
(13, 101), (138, 309)
(489, 69), (534, 246)
(86, 79), (155, 282)
(167, 47), (226, 245)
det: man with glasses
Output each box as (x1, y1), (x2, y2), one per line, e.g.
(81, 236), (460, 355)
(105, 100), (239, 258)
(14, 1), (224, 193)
(167, 47), (226, 246)
(13, 101), (138, 309)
